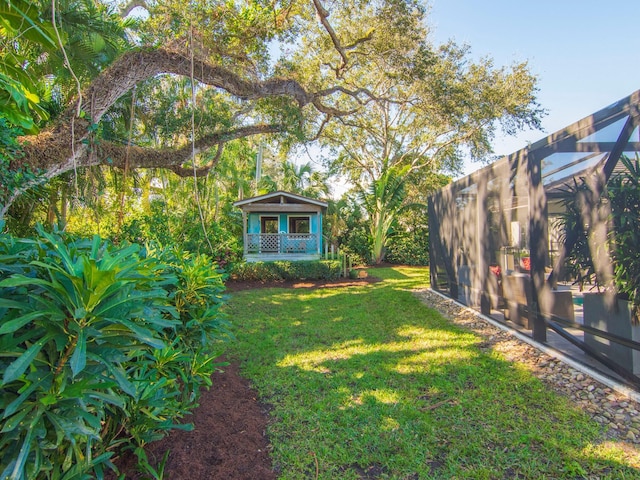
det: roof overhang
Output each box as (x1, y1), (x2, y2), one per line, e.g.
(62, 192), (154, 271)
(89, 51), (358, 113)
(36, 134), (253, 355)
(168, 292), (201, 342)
(233, 191), (328, 211)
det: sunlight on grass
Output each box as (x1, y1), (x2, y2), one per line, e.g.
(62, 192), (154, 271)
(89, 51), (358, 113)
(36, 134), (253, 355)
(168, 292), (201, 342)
(381, 416), (401, 431)
(225, 266), (640, 479)
(581, 441), (640, 470)
(277, 327), (476, 374)
(270, 287), (370, 304)
(349, 389), (400, 407)
(395, 348), (477, 374)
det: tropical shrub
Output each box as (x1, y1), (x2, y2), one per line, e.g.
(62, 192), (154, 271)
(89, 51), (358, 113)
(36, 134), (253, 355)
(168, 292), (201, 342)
(555, 154), (640, 317)
(0, 226), (229, 479)
(325, 195), (371, 266)
(231, 260), (342, 282)
(118, 200), (243, 272)
(338, 242), (370, 267)
(608, 155), (640, 322)
(0, 118), (48, 235)
(555, 178), (601, 289)
(385, 228), (430, 266)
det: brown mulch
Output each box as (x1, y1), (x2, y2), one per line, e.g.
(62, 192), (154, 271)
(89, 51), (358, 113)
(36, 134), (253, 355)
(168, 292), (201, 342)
(113, 275), (378, 479)
(112, 361), (277, 479)
(225, 274), (380, 292)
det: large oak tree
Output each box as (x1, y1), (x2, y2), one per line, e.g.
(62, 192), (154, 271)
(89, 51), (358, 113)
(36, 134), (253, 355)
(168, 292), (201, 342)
(2, 0), (543, 230)
(1, 0), (379, 214)
(291, 4), (545, 262)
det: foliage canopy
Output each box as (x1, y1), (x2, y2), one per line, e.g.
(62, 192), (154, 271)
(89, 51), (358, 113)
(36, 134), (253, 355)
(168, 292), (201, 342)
(1, 0), (541, 223)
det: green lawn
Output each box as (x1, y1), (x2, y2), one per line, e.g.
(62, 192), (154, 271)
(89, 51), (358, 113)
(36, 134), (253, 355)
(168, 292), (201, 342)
(223, 266), (640, 479)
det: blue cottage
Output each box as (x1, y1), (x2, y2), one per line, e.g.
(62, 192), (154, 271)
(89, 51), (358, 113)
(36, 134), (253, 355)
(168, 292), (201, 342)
(233, 191), (328, 262)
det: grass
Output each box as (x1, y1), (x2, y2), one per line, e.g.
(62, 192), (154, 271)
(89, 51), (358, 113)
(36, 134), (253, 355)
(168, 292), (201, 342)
(223, 266), (640, 479)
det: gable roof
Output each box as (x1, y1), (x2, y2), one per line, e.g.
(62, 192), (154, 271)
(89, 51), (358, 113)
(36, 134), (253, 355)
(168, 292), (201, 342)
(233, 191), (328, 209)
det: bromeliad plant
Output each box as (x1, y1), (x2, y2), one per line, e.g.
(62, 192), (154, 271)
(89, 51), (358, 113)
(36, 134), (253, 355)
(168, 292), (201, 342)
(0, 226), (230, 479)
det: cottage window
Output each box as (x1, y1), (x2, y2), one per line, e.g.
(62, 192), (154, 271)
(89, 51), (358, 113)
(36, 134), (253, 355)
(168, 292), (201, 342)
(289, 216), (310, 234)
(261, 216), (278, 233)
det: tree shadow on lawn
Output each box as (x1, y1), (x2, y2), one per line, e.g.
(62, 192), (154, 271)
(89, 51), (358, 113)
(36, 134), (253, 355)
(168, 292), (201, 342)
(225, 278), (640, 478)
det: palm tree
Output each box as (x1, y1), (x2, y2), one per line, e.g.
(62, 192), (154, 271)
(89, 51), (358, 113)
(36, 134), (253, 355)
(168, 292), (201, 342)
(0, 0), (57, 131)
(273, 160), (331, 198)
(280, 160), (312, 193)
(361, 165), (409, 264)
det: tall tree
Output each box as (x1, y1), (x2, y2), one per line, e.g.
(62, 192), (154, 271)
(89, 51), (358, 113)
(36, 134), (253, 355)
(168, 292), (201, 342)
(1, 0), (392, 216)
(2, 0), (543, 238)
(280, 160), (312, 193)
(269, 159), (330, 198)
(301, 4), (544, 262)
(361, 164), (410, 264)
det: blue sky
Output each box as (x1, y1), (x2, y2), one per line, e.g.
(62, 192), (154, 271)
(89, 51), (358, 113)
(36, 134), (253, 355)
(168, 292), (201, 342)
(429, 0), (640, 173)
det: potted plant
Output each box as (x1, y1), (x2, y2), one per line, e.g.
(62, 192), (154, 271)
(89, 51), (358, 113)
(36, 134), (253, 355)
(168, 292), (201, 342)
(554, 178), (601, 291)
(578, 155), (640, 374)
(608, 155), (640, 322)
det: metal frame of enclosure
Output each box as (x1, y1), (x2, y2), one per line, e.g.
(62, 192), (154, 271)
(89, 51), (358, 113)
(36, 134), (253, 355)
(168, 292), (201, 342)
(428, 90), (640, 388)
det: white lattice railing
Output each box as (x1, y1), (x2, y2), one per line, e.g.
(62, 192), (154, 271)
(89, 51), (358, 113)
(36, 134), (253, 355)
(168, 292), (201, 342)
(246, 233), (318, 254)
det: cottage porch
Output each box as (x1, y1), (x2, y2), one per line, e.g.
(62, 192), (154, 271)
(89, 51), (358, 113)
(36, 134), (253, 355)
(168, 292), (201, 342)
(243, 232), (322, 262)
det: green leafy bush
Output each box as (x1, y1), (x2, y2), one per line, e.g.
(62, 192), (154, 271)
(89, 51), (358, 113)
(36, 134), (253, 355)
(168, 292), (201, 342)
(337, 244), (370, 267)
(0, 117), (47, 233)
(231, 260), (342, 282)
(0, 226), (229, 479)
(325, 194), (371, 265)
(555, 179), (600, 289)
(119, 202), (243, 272)
(385, 228), (430, 266)
(608, 155), (640, 322)
(556, 155), (640, 316)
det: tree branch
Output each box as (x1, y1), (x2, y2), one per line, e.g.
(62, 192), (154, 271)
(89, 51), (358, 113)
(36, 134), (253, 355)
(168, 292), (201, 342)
(4, 123), (284, 218)
(120, 0), (148, 17)
(100, 124), (285, 171)
(16, 45), (358, 176)
(344, 32), (374, 51)
(311, 0), (349, 77)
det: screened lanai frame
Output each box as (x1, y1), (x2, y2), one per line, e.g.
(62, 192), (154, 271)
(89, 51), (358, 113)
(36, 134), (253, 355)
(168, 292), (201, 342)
(428, 89), (640, 387)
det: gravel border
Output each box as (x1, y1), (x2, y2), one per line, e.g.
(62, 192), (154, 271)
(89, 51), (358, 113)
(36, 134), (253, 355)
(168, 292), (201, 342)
(413, 288), (640, 447)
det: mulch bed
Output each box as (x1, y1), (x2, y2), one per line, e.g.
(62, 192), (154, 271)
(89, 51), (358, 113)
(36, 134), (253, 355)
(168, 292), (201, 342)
(225, 275), (379, 292)
(112, 361), (277, 479)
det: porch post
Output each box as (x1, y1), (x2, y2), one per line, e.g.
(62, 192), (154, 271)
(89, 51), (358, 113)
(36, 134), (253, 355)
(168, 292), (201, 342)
(318, 212), (322, 255)
(242, 210), (248, 256)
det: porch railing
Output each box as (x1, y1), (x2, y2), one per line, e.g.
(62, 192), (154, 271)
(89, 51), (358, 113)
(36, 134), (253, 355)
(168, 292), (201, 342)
(246, 233), (318, 255)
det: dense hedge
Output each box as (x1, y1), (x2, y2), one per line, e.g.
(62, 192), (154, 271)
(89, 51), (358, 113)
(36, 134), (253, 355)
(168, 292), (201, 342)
(231, 260), (342, 282)
(385, 229), (429, 266)
(0, 226), (230, 479)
